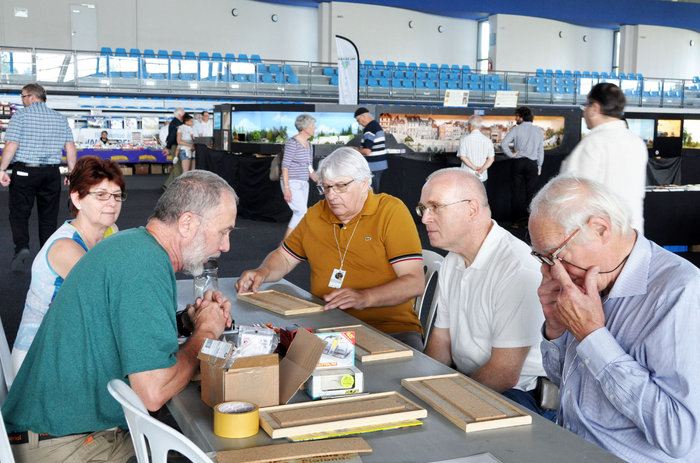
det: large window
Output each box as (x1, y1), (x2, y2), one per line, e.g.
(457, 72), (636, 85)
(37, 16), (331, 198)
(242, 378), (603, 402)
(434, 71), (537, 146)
(477, 20), (490, 72)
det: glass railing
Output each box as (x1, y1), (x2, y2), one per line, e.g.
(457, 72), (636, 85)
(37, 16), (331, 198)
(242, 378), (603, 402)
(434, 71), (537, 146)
(1, 47), (699, 109)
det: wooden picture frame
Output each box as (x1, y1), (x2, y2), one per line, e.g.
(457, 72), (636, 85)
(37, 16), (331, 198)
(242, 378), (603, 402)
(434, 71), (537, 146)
(402, 373), (532, 432)
(259, 391), (426, 439)
(317, 324), (413, 362)
(237, 290), (324, 316)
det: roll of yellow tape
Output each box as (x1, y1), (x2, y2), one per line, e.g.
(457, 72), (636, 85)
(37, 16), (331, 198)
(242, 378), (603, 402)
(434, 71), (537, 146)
(213, 401), (259, 438)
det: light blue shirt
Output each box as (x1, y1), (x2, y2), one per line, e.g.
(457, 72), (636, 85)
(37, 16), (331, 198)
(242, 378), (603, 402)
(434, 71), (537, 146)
(500, 121), (544, 170)
(4, 101), (73, 164)
(541, 233), (700, 462)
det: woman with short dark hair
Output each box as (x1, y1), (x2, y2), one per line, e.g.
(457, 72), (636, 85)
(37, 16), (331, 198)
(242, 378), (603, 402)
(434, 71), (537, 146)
(11, 155), (126, 374)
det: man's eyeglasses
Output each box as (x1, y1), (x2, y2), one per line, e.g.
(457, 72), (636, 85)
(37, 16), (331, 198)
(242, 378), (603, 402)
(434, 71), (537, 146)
(317, 180), (354, 195)
(579, 102), (591, 111)
(87, 191), (127, 202)
(531, 228), (586, 270)
(20, 94), (31, 99)
(415, 199), (472, 217)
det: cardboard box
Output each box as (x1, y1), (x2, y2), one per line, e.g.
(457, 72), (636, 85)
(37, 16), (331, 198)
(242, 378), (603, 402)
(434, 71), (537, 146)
(150, 164), (163, 174)
(134, 163), (149, 175)
(199, 328), (325, 408)
(120, 166), (133, 176)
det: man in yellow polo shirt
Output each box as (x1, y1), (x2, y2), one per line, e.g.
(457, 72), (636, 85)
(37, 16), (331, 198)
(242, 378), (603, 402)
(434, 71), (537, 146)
(236, 147), (425, 349)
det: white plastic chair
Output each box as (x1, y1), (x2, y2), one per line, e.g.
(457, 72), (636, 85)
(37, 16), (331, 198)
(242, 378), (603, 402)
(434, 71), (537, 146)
(0, 316), (16, 463)
(414, 250), (443, 349)
(107, 379), (212, 463)
(0, 314), (14, 405)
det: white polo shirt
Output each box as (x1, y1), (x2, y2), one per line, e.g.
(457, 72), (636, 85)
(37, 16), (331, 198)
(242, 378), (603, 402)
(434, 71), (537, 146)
(434, 222), (546, 391)
(560, 120), (648, 232)
(456, 130), (495, 181)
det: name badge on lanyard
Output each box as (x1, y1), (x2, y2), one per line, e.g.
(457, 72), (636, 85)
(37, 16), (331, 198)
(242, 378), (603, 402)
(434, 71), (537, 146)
(328, 268), (346, 289)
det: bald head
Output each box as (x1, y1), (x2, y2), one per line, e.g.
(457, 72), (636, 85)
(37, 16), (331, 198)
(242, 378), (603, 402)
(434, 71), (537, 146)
(420, 168), (492, 256)
(424, 168), (489, 210)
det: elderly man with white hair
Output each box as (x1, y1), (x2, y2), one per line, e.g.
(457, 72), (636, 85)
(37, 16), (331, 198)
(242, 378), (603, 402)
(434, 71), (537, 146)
(237, 147), (425, 349)
(529, 175), (700, 462)
(456, 115), (495, 185)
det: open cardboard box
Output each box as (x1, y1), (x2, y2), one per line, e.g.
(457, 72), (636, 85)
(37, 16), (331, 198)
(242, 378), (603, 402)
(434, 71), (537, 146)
(198, 328), (325, 408)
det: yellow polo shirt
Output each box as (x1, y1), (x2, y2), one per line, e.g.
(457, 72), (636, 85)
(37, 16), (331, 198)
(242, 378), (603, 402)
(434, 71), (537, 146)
(283, 192), (423, 334)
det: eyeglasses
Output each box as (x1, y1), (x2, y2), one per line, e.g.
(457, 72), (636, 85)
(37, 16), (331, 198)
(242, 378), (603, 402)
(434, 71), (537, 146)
(87, 191), (127, 202)
(20, 94), (31, 99)
(531, 227), (632, 274)
(531, 228), (584, 269)
(579, 102), (591, 111)
(317, 180), (354, 195)
(415, 199), (471, 217)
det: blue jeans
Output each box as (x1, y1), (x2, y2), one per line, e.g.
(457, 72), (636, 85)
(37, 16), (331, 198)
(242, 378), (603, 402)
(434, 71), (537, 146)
(502, 388), (557, 422)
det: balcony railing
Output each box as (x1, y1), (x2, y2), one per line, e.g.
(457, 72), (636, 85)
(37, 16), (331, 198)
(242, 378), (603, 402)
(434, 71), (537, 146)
(2, 47), (700, 109)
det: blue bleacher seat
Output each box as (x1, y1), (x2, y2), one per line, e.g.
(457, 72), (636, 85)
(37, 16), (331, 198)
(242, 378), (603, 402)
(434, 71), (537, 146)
(404, 71), (415, 80)
(379, 77), (390, 87)
(330, 75), (338, 86)
(144, 49), (155, 58)
(429, 63), (439, 71)
(323, 67), (335, 77)
(359, 68), (367, 77)
(555, 70), (563, 77)
(386, 61), (396, 70)
(238, 54), (249, 62)
(287, 74), (300, 84)
(536, 69), (544, 77)
(250, 54), (261, 63)
(397, 62), (407, 70)
(235, 74), (248, 82)
(425, 80), (437, 89)
(402, 79), (414, 88)
(439, 64), (449, 72)
(636, 73), (643, 80)
(545, 69), (553, 76)
(418, 63), (428, 71)
(393, 70), (404, 79)
(408, 62), (418, 70)
(439, 80), (449, 89)
(391, 78), (402, 87)
(376, 60), (387, 69)
(592, 71), (600, 78)
(269, 64), (281, 74)
(601, 72), (609, 78)
(224, 53), (236, 62)
(462, 65), (471, 73)
(362, 60), (373, 69)
(115, 48), (127, 57)
(416, 80), (427, 89)
(367, 77), (380, 87)
(564, 70), (572, 77)
(451, 65), (460, 72)
(129, 48), (141, 57)
(583, 71), (591, 78)
(428, 71), (438, 81)
(370, 69), (382, 78)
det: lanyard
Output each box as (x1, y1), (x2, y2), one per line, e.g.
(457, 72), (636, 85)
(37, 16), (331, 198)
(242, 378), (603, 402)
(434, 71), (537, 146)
(332, 217), (361, 271)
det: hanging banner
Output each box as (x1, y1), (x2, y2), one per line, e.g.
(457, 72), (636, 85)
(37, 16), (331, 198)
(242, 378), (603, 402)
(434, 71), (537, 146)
(335, 35), (359, 105)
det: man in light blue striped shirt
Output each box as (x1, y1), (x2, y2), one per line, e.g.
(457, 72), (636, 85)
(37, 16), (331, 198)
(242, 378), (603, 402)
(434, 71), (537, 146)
(529, 175), (700, 462)
(0, 83), (76, 271)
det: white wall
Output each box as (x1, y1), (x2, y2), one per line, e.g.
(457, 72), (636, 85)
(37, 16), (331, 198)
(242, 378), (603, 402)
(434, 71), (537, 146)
(0, 0), (318, 61)
(621, 25), (699, 80)
(489, 14), (614, 73)
(315, 2), (478, 66)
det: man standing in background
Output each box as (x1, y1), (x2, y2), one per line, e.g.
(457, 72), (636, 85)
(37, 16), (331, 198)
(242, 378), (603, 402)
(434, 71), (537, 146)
(354, 107), (387, 193)
(194, 111), (213, 137)
(559, 83), (648, 232)
(0, 83), (76, 271)
(457, 115), (495, 187)
(161, 107), (184, 191)
(501, 106), (544, 229)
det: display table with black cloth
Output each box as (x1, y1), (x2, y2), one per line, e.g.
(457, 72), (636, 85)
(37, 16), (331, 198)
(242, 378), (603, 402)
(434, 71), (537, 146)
(195, 144), (291, 223)
(643, 190), (700, 245)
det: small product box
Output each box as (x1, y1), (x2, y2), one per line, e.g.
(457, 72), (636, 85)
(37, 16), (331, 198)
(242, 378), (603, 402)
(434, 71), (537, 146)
(315, 331), (355, 370)
(306, 365), (364, 400)
(198, 328), (325, 408)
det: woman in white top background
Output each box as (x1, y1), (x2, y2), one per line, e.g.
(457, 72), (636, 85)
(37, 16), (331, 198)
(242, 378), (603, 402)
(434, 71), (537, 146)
(177, 113), (196, 172)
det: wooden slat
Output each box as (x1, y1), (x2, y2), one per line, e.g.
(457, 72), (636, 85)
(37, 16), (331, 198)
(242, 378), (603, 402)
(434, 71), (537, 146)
(423, 377), (506, 421)
(216, 437), (372, 463)
(259, 391), (427, 439)
(271, 396), (407, 427)
(402, 374), (532, 433)
(237, 290), (323, 316)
